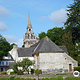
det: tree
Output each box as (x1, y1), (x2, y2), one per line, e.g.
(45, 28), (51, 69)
(47, 27), (64, 45)
(0, 34), (11, 60)
(64, 0), (80, 43)
(13, 58), (34, 74)
(39, 27), (64, 45)
(62, 31), (75, 56)
(21, 58), (33, 71)
(39, 32), (46, 40)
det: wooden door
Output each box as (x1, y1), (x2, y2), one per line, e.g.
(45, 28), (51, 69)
(69, 64), (72, 72)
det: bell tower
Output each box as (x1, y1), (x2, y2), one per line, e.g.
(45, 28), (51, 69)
(23, 14), (39, 48)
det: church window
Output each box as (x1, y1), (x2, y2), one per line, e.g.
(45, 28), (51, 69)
(28, 34), (29, 39)
(31, 34), (33, 39)
(29, 29), (31, 33)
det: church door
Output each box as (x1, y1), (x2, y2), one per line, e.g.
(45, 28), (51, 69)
(69, 64), (72, 72)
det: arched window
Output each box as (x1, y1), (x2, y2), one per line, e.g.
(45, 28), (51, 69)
(29, 29), (31, 33)
(31, 34), (33, 39)
(28, 34), (29, 39)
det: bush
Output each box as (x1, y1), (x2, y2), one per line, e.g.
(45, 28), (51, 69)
(10, 76), (14, 80)
(14, 77), (21, 80)
(57, 76), (63, 80)
(75, 66), (80, 72)
(10, 72), (15, 75)
(50, 77), (57, 80)
(35, 69), (42, 75)
(0, 78), (9, 80)
(17, 70), (23, 75)
(44, 78), (49, 80)
(65, 77), (80, 80)
(31, 69), (34, 74)
(1, 72), (7, 75)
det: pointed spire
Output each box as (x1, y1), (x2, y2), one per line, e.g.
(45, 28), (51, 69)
(28, 14), (31, 25)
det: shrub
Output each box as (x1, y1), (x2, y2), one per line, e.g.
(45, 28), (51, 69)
(0, 78), (9, 80)
(65, 77), (80, 80)
(57, 76), (63, 80)
(10, 76), (14, 80)
(10, 72), (15, 75)
(17, 70), (23, 75)
(1, 72), (7, 75)
(39, 70), (42, 74)
(14, 77), (21, 80)
(75, 66), (80, 72)
(31, 69), (34, 74)
(35, 69), (42, 75)
(44, 78), (49, 80)
(50, 77), (57, 80)
(20, 78), (25, 80)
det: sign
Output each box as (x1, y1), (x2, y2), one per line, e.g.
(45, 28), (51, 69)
(73, 71), (79, 77)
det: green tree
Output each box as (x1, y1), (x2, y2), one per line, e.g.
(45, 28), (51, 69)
(64, 0), (80, 43)
(47, 27), (64, 45)
(75, 42), (80, 55)
(21, 58), (33, 71)
(62, 31), (75, 56)
(0, 34), (11, 60)
(39, 32), (46, 40)
(13, 58), (34, 74)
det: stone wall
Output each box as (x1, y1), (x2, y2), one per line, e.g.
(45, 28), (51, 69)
(34, 53), (78, 73)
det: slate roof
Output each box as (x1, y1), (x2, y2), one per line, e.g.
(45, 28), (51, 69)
(33, 36), (64, 55)
(17, 47), (35, 57)
(17, 36), (69, 57)
(2, 53), (14, 61)
(59, 46), (69, 54)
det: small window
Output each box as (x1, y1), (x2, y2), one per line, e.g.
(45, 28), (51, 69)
(2, 62), (4, 65)
(29, 29), (31, 33)
(31, 34), (33, 39)
(6, 62), (8, 65)
(65, 58), (66, 60)
(0, 62), (1, 65)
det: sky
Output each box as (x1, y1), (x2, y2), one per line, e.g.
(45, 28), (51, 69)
(0, 0), (74, 47)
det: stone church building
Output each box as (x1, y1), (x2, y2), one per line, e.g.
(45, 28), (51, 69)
(0, 14), (78, 72)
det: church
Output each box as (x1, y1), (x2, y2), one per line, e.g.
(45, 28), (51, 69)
(0, 14), (78, 73)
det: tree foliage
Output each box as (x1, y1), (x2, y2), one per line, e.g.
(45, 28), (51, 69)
(39, 27), (64, 45)
(64, 0), (80, 43)
(13, 58), (34, 74)
(0, 34), (11, 60)
(62, 31), (75, 56)
(47, 27), (64, 45)
(39, 32), (46, 40)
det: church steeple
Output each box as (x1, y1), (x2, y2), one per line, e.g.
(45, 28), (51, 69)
(28, 14), (31, 25)
(27, 14), (32, 29)
(23, 14), (39, 48)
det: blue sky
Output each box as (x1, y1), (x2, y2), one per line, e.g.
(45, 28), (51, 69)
(0, 0), (74, 47)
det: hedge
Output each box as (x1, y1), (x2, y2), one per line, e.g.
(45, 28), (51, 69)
(1, 72), (7, 75)
(10, 72), (15, 75)
(0, 77), (80, 80)
(35, 69), (42, 75)
(65, 77), (80, 80)
(75, 66), (80, 72)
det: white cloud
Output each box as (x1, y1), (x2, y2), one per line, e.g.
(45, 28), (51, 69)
(16, 39), (23, 47)
(3, 35), (23, 47)
(49, 8), (67, 25)
(0, 6), (11, 17)
(0, 22), (7, 31)
(3, 35), (18, 42)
